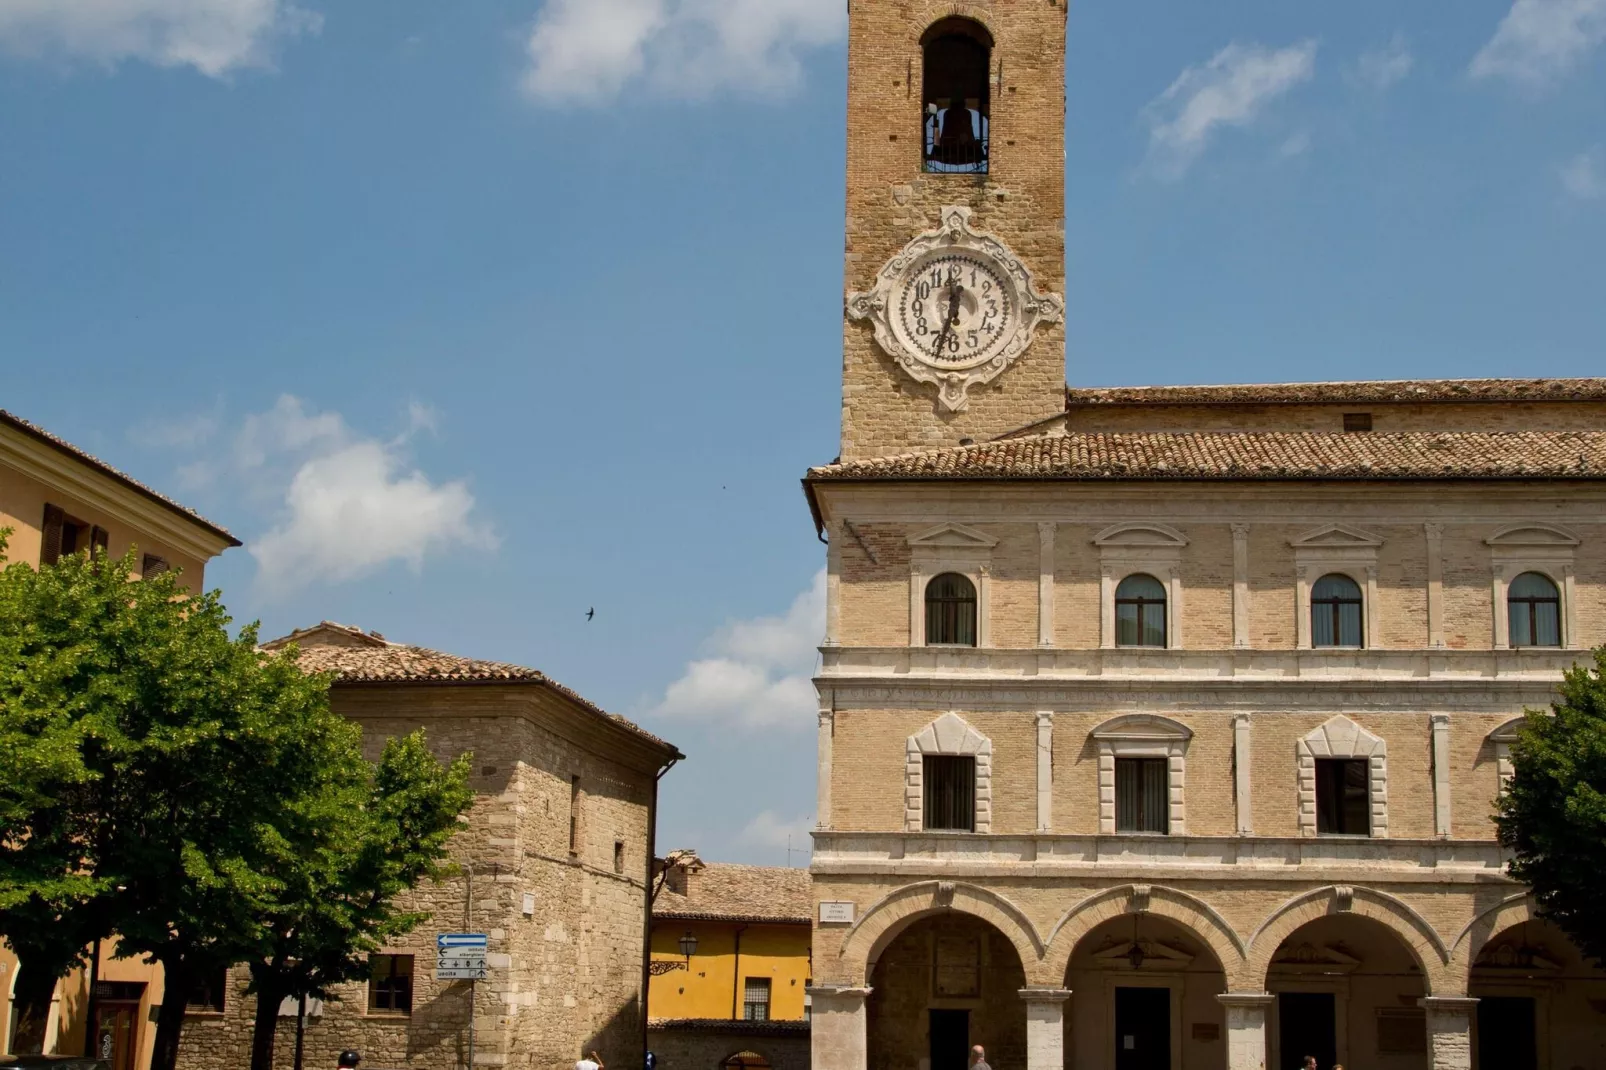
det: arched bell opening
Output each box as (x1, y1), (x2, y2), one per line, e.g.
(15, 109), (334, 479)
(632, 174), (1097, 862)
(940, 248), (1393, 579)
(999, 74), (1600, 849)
(1265, 914), (1429, 1070)
(1063, 912), (1228, 1070)
(866, 911), (1026, 1070)
(1468, 916), (1605, 1070)
(921, 18), (992, 174)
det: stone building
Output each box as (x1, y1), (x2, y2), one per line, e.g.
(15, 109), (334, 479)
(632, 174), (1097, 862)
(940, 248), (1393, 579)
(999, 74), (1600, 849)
(0, 407), (239, 1070)
(648, 852), (812, 1070)
(178, 622), (683, 1070)
(802, 3), (1606, 1070)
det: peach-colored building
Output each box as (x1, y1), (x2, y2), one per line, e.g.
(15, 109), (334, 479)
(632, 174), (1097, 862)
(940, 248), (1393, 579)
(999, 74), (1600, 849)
(1, 407), (239, 1069)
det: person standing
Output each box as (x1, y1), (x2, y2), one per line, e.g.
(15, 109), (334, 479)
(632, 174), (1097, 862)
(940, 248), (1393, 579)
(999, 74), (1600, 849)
(969, 1045), (991, 1070)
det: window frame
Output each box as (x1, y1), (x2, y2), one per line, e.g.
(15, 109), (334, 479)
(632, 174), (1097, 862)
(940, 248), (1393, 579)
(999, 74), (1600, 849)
(905, 713), (992, 834)
(1487, 525), (1580, 651)
(1094, 524), (1187, 650)
(1507, 571), (1562, 648)
(921, 754), (977, 832)
(1290, 524), (1384, 650)
(367, 954), (414, 1017)
(907, 524), (996, 649)
(1310, 572), (1366, 649)
(1313, 758), (1372, 836)
(1114, 573), (1168, 649)
(920, 17), (993, 175)
(1090, 714), (1192, 836)
(1114, 757), (1170, 834)
(924, 572), (979, 647)
(742, 977), (773, 1022)
(184, 967), (228, 1015)
(1296, 716), (1387, 839)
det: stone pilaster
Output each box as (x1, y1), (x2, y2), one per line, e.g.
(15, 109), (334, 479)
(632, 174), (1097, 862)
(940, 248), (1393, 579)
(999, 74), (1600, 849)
(1420, 997), (1477, 1070)
(809, 985), (871, 1070)
(1019, 988), (1071, 1070)
(1217, 993), (1273, 1070)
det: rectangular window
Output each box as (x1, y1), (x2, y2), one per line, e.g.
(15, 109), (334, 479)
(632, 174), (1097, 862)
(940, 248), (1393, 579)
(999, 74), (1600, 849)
(1115, 758), (1169, 834)
(922, 755), (975, 832)
(185, 968), (227, 1013)
(568, 775), (581, 855)
(1343, 412), (1374, 432)
(1315, 759), (1370, 835)
(743, 977), (771, 1021)
(367, 954), (413, 1015)
(614, 840), (625, 874)
(142, 553), (170, 577)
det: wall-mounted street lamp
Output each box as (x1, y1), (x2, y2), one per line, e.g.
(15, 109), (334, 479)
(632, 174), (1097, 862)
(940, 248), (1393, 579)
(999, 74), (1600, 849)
(1127, 916), (1146, 970)
(679, 931), (699, 967)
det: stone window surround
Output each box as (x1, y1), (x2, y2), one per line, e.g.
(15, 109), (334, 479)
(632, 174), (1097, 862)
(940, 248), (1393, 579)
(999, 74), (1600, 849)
(905, 712), (992, 834)
(1091, 714), (1191, 836)
(1094, 523), (1187, 650)
(1487, 524), (1580, 650)
(1487, 717), (1526, 794)
(907, 523), (997, 648)
(1292, 524), (1384, 650)
(1297, 716), (1388, 838)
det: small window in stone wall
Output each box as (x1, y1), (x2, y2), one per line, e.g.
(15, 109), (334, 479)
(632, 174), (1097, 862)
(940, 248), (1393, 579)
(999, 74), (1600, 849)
(614, 840), (625, 873)
(1315, 759), (1370, 835)
(186, 968), (228, 1013)
(368, 954), (413, 1015)
(1115, 758), (1169, 834)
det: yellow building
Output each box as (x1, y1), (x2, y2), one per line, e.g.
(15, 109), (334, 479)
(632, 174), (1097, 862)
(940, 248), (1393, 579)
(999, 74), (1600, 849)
(649, 852), (811, 1070)
(0, 407), (239, 1070)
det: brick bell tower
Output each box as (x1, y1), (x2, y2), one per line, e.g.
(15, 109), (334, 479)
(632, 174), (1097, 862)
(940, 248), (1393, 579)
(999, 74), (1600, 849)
(840, 1), (1068, 462)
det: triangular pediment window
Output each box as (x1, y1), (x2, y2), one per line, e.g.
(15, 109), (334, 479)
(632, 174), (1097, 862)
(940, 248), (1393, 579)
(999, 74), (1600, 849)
(908, 523), (999, 549)
(1290, 523), (1385, 549)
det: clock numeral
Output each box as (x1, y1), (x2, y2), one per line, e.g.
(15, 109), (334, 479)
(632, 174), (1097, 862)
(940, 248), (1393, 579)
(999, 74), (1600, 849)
(967, 331), (979, 348)
(915, 315), (928, 335)
(916, 280), (931, 301)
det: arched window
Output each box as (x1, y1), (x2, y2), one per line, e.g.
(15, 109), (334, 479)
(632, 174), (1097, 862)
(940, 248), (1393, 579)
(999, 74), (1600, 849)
(1508, 571), (1561, 648)
(721, 1053), (772, 1070)
(925, 573), (977, 646)
(921, 18), (991, 174)
(1114, 574), (1167, 647)
(1312, 574), (1364, 648)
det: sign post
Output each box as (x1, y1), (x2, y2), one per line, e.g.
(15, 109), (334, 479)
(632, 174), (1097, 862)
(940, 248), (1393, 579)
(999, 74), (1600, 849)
(439, 933), (488, 1069)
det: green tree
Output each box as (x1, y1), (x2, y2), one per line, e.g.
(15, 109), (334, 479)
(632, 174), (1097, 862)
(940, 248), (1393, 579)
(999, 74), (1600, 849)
(245, 729), (473, 1070)
(0, 545), (336, 1070)
(1497, 648), (1606, 968)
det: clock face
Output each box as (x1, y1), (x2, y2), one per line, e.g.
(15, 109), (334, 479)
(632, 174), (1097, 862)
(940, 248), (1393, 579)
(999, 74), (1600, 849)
(893, 252), (1017, 371)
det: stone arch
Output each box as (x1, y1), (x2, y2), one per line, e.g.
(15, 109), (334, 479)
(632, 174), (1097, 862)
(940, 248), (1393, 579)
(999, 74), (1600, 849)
(719, 1051), (774, 1070)
(837, 880), (1042, 987)
(1451, 892), (1537, 973)
(1044, 884), (1246, 983)
(911, 4), (999, 44)
(1246, 886), (1452, 994)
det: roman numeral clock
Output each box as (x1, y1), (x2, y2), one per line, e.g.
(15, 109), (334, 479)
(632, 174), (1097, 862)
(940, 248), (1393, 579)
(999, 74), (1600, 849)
(847, 206), (1064, 413)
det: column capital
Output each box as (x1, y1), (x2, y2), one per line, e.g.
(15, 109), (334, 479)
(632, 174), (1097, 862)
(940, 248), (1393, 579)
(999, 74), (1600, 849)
(1419, 996), (1479, 1015)
(1017, 987), (1072, 1004)
(1216, 993), (1275, 1010)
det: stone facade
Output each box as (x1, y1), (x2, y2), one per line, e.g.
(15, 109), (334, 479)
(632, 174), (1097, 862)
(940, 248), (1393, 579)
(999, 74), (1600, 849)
(808, 3), (1606, 1069)
(176, 624), (683, 1070)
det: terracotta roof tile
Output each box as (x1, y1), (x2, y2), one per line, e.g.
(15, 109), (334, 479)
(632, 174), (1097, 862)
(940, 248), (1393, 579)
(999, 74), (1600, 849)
(263, 623), (678, 753)
(809, 430), (1606, 483)
(654, 862), (812, 924)
(0, 409), (239, 545)
(1065, 377), (1606, 408)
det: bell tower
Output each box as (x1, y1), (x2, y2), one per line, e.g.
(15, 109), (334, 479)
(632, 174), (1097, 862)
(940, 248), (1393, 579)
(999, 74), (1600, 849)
(840, 1), (1068, 461)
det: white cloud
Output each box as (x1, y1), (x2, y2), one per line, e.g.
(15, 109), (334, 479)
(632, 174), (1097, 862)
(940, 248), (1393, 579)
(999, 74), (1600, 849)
(651, 570), (824, 730)
(1143, 41), (1318, 178)
(0, 0), (320, 77)
(1352, 33), (1414, 90)
(129, 408), (221, 449)
(521, 0), (844, 105)
(735, 810), (814, 859)
(1470, 0), (1606, 88)
(1560, 148), (1606, 198)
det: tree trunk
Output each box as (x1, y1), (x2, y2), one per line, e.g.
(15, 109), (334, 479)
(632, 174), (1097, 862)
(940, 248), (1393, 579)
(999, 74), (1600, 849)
(294, 993), (307, 1070)
(148, 959), (195, 1070)
(249, 970), (288, 1070)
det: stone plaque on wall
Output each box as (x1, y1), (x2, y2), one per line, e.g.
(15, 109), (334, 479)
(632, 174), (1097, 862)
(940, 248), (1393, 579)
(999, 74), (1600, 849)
(819, 901), (855, 924)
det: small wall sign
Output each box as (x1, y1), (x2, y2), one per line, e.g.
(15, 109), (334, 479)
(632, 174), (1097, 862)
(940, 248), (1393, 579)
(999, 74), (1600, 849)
(818, 901), (856, 924)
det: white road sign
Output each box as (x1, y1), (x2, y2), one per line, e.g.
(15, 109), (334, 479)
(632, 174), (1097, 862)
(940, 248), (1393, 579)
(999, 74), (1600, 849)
(437, 932), (489, 981)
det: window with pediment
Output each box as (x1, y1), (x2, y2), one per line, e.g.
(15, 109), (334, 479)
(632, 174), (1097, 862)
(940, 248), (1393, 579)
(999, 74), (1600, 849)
(1487, 525), (1579, 650)
(1094, 524), (1187, 649)
(1311, 573), (1365, 648)
(1091, 714), (1191, 835)
(1508, 572), (1561, 648)
(1291, 524), (1383, 650)
(925, 573), (977, 646)
(908, 524), (996, 648)
(1297, 717), (1387, 838)
(1115, 574), (1167, 648)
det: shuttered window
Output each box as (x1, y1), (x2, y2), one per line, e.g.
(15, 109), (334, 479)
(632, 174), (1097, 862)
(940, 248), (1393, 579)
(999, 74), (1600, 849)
(142, 554), (170, 577)
(922, 755), (975, 832)
(743, 978), (771, 1021)
(1115, 758), (1169, 834)
(40, 504), (66, 566)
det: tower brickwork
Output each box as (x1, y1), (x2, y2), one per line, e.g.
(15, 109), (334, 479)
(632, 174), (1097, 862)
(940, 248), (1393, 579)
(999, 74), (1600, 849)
(842, 1), (1068, 461)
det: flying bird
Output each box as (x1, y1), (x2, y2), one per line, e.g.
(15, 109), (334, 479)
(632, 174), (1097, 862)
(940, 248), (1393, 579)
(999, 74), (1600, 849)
(586, 608), (595, 621)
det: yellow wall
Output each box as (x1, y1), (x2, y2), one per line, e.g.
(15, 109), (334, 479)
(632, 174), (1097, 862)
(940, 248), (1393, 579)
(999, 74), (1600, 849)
(648, 921), (811, 1022)
(2, 938), (165, 1068)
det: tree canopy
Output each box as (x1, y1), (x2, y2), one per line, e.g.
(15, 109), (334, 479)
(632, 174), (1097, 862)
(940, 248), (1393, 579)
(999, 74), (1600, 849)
(1497, 648), (1606, 968)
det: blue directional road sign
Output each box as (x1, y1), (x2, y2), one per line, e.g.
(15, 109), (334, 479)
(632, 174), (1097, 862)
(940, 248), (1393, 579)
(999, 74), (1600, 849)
(437, 932), (489, 980)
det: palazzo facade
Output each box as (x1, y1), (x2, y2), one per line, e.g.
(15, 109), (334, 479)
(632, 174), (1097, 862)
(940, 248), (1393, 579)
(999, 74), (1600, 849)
(803, 3), (1606, 1069)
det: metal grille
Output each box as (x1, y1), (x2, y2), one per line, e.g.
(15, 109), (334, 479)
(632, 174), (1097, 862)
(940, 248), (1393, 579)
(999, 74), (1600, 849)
(923, 755), (976, 831)
(1115, 758), (1169, 834)
(743, 978), (771, 1021)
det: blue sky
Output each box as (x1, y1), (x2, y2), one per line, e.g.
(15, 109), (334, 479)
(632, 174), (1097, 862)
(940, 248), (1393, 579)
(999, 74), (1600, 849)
(1, 0), (1602, 865)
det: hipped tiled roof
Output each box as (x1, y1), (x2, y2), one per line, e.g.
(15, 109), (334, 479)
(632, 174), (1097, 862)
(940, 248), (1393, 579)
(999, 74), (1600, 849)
(809, 430), (1606, 483)
(654, 862), (812, 924)
(0, 409), (239, 545)
(264, 623), (678, 753)
(1065, 377), (1606, 408)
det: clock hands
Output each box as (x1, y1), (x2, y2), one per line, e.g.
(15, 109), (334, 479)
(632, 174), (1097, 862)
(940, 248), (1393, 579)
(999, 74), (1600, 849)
(934, 279), (965, 359)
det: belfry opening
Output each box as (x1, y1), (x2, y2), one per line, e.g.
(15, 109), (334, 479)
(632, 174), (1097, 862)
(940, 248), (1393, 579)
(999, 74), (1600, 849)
(921, 18), (991, 174)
